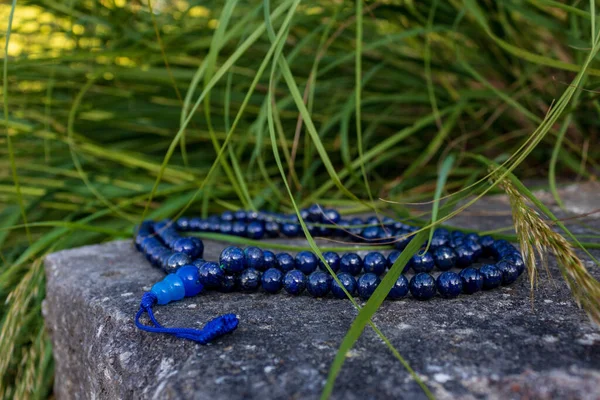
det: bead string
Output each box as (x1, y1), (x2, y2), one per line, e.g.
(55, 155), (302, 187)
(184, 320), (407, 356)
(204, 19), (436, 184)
(134, 205), (525, 344)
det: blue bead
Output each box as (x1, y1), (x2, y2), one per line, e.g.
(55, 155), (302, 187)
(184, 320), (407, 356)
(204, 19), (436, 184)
(450, 237), (464, 248)
(172, 237), (203, 259)
(163, 274), (186, 302)
(219, 275), (237, 292)
(454, 246), (475, 268)
(299, 208), (310, 221)
(165, 252), (191, 274)
(265, 221), (280, 237)
(238, 268), (261, 291)
(459, 268), (483, 294)
(336, 219), (350, 236)
(366, 216), (380, 225)
(409, 273), (437, 300)
(307, 204), (323, 222)
(357, 273), (381, 300)
(152, 248), (171, 268)
(221, 210), (235, 221)
(158, 251), (174, 270)
(464, 239), (482, 259)
(198, 262), (224, 289)
(219, 221), (233, 235)
(429, 235), (449, 248)
(432, 246), (457, 271)
(331, 272), (356, 299)
(361, 226), (382, 242)
(479, 235), (495, 256)
(234, 210), (247, 221)
(394, 231), (411, 250)
(348, 217), (364, 237)
(261, 268), (283, 293)
(219, 246), (246, 274)
(339, 253), (363, 275)
(451, 231), (465, 239)
(244, 246), (265, 271)
(175, 217), (189, 230)
(480, 264), (502, 289)
(323, 209), (341, 224)
(276, 253), (295, 272)
(318, 251), (341, 272)
(502, 253), (525, 275)
(363, 252), (387, 275)
(388, 275), (409, 299)
(281, 222), (300, 237)
(436, 271), (462, 298)
(387, 250), (401, 267)
(247, 221), (265, 239)
(192, 258), (206, 268)
(150, 281), (172, 305)
(408, 252), (435, 273)
(295, 251), (318, 274)
(207, 216), (221, 232)
(283, 269), (306, 295)
(465, 233), (480, 242)
(434, 228), (450, 237)
(496, 260), (519, 285)
(246, 210), (259, 221)
(262, 250), (278, 271)
(176, 265), (204, 297)
(307, 271), (332, 297)
(232, 221), (247, 236)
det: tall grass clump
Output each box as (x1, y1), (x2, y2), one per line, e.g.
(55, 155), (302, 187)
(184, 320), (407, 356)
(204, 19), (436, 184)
(1, 1), (599, 398)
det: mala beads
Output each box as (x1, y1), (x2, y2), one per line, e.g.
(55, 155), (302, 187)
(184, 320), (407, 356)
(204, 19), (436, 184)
(134, 206), (525, 344)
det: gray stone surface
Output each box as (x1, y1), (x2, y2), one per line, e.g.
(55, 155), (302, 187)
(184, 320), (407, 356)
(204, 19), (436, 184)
(44, 192), (600, 400)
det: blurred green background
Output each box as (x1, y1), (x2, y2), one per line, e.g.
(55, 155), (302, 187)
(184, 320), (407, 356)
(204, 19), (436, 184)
(1, 0), (599, 398)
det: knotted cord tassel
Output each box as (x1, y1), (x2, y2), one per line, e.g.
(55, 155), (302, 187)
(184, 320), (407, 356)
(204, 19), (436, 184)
(135, 291), (239, 344)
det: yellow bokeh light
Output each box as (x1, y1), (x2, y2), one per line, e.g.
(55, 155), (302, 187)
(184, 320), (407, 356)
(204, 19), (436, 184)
(189, 6), (210, 17)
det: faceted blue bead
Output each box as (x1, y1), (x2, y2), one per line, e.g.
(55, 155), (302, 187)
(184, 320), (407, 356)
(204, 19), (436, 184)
(163, 274), (186, 302)
(232, 221), (247, 236)
(319, 251), (341, 272)
(238, 268), (261, 292)
(387, 250), (401, 267)
(361, 226), (382, 242)
(261, 268), (283, 293)
(436, 271), (462, 298)
(323, 209), (341, 224)
(307, 204), (323, 222)
(219, 246), (246, 274)
(244, 246), (265, 271)
(265, 221), (280, 237)
(281, 223), (300, 237)
(454, 246), (475, 268)
(339, 253), (363, 275)
(165, 252), (192, 274)
(331, 272), (356, 299)
(432, 246), (457, 271)
(176, 265), (204, 297)
(464, 239), (482, 259)
(221, 210), (235, 221)
(283, 269), (306, 295)
(480, 264), (502, 289)
(234, 210), (247, 221)
(388, 275), (409, 300)
(150, 281), (171, 305)
(502, 253), (525, 275)
(408, 252), (435, 273)
(409, 273), (437, 300)
(247, 221), (265, 240)
(219, 275), (237, 292)
(307, 271), (332, 297)
(262, 250), (277, 271)
(496, 260), (519, 285)
(219, 221), (233, 235)
(276, 253), (295, 272)
(458, 268), (483, 294)
(363, 252), (387, 275)
(198, 262), (224, 289)
(172, 237), (203, 259)
(357, 273), (381, 300)
(295, 251), (318, 274)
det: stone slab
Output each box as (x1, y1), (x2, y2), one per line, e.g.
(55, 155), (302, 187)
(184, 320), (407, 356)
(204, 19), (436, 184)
(43, 194), (600, 400)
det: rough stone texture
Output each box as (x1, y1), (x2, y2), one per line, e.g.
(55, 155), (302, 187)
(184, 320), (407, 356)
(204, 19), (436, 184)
(44, 189), (600, 400)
